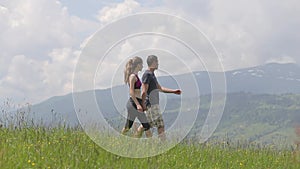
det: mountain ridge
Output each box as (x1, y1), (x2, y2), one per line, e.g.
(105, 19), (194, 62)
(2, 63), (300, 147)
(26, 62), (300, 128)
(37, 62), (300, 105)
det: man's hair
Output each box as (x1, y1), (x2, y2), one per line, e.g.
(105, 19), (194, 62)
(147, 55), (157, 66)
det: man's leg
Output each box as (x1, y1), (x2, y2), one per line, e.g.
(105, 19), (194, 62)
(151, 104), (165, 141)
(157, 126), (166, 141)
(145, 129), (152, 138)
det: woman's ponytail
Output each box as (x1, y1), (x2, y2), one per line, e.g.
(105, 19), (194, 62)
(124, 57), (142, 84)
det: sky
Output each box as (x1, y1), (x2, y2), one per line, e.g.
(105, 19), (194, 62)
(0, 0), (299, 104)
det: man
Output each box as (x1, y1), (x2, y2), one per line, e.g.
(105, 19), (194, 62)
(141, 55), (181, 140)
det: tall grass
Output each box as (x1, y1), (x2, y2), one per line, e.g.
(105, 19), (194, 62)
(0, 127), (299, 169)
(0, 100), (299, 168)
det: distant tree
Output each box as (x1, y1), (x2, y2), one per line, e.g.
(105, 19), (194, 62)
(295, 125), (300, 148)
(294, 125), (300, 162)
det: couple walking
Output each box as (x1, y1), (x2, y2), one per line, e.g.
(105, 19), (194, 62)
(121, 55), (181, 140)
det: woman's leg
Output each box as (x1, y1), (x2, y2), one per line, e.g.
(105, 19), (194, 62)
(122, 99), (136, 135)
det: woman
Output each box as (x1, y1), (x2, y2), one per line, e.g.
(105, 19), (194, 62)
(121, 56), (152, 138)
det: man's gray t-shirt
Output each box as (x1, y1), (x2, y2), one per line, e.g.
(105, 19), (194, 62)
(142, 70), (159, 106)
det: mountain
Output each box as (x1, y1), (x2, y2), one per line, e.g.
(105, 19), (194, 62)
(225, 63), (300, 94)
(157, 62), (300, 94)
(4, 63), (300, 146)
(25, 63), (300, 124)
(191, 92), (300, 146)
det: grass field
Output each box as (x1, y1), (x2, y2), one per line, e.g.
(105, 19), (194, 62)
(0, 127), (299, 169)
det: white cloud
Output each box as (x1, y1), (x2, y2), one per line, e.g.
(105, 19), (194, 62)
(266, 56), (296, 64)
(194, 0), (270, 70)
(1, 0), (300, 104)
(96, 0), (140, 23)
(0, 5), (8, 13)
(0, 55), (46, 103)
(0, 0), (99, 104)
(0, 48), (79, 104)
(161, 0), (300, 70)
(43, 48), (79, 96)
(0, 0), (98, 56)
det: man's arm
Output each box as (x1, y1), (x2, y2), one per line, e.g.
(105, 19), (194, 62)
(141, 83), (149, 110)
(157, 83), (181, 95)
